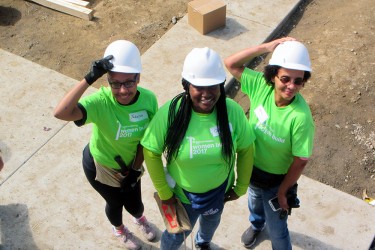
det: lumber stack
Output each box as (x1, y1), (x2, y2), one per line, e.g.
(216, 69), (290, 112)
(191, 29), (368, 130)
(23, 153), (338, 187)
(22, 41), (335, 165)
(29, 0), (94, 20)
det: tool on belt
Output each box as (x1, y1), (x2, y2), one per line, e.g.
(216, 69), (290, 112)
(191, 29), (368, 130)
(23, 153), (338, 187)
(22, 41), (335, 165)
(114, 155), (141, 192)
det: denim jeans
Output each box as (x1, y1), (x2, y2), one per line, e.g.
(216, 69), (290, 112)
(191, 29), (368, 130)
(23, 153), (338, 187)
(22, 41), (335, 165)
(248, 184), (292, 250)
(160, 202), (223, 250)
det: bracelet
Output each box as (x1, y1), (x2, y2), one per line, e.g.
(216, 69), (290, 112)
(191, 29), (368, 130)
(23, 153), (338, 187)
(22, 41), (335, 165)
(132, 167), (142, 172)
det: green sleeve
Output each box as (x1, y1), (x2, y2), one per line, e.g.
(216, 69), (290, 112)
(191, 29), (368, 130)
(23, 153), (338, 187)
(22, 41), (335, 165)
(233, 143), (254, 196)
(143, 148), (174, 200)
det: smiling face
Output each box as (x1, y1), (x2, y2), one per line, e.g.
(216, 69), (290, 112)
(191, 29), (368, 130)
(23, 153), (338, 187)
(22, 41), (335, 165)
(273, 67), (305, 107)
(107, 72), (139, 105)
(189, 84), (221, 114)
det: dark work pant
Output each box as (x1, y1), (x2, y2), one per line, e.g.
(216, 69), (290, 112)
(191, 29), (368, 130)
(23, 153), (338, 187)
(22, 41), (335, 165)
(82, 144), (144, 227)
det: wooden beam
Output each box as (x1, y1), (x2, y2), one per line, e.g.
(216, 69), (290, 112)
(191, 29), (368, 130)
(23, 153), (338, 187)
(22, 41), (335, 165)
(29, 0), (94, 20)
(64, 0), (90, 7)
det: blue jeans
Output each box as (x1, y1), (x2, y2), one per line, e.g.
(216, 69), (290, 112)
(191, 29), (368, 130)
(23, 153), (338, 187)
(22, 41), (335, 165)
(160, 202), (223, 250)
(248, 184), (292, 250)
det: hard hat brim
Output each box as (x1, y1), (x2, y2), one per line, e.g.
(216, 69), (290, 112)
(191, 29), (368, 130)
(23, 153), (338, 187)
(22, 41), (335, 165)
(183, 76), (225, 86)
(268, 62), (312, 72)
(110, 65), (141, 74)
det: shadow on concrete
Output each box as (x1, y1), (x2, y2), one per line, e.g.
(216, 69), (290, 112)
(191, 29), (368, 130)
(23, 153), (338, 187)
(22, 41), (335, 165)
(140, 221), (163, 249)
(206, 17), (250, 41)
(370, 235), (375, 250)
(290, 231), (341, 250)
(0, 203), (38, 249)
(241, 229), (341, 250)
(0, 7), (21, 26)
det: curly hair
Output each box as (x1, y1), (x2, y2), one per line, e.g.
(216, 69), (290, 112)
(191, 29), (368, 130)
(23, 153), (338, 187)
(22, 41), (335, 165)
(163, 79), (234, 167)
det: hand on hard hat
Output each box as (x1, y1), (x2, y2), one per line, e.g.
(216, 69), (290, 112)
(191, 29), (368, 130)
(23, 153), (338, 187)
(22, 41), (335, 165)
(103, 40), (142, 73)
(84, 55), (114, 85)
(264, 37), (296, 53)
(268, 38), (312, 72)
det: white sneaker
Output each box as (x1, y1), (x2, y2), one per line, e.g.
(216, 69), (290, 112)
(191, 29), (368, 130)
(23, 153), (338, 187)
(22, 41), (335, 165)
(134, 215), (156, 241)
(112, 226), (141, 250)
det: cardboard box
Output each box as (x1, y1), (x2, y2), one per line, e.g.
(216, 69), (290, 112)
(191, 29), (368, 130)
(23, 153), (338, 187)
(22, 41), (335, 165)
(188, 0), (226, 35)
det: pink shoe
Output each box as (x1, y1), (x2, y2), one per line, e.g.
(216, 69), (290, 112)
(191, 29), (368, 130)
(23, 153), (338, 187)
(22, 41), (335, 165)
(134, 215), (156, 241)
(112, 226), (141, 250)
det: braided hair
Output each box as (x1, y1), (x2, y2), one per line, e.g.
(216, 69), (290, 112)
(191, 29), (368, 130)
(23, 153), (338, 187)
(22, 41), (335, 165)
(163, 79), (234, 168)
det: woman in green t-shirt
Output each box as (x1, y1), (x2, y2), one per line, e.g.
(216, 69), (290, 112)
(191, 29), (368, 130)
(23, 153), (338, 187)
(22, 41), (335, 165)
(225, 38), (315, 250)
(54, 40), (158, 250)
(142, 47), (255, 250)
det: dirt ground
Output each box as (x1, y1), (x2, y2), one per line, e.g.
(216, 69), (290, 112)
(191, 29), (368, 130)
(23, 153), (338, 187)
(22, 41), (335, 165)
(0, 0), (374, 202)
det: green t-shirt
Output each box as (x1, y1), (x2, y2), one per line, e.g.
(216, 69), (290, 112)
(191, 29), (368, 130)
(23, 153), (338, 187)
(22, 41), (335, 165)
(141, 98), (254, 202)
(77, 86), (158, 169)
(241, 68), (315, 174)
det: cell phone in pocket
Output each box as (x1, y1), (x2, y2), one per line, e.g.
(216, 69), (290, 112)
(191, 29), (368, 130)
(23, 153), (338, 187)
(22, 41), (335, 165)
(268, 196), (281, 211)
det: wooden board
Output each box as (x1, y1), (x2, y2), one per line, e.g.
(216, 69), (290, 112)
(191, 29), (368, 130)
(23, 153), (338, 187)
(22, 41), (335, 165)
(64, 0), (90, 7)
(29, 0), (93, 20)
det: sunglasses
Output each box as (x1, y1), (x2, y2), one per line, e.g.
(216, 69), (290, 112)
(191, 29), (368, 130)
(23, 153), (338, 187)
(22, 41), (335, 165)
(108, 74), (138, 89)
(276, 75), (304, 86)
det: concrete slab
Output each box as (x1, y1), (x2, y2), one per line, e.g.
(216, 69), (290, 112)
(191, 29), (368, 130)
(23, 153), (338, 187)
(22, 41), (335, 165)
(0, 49), (70, 184)
(140, 15), (272, 104)
(225, 0), (300, 28)
(140, 0), (301, 105)
(0, 52), (374, 249)
(289, 176), (374, 250)
(216, 175), (375, 250)
(1, 117), (373, 249)
(0, 49), (97, 186)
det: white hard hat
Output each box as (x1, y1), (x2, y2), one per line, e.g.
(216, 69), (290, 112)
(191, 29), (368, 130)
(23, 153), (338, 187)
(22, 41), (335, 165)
(103, 40), (142, 73)
(269, 41), (312, 72)
(181, 47), (226, 86)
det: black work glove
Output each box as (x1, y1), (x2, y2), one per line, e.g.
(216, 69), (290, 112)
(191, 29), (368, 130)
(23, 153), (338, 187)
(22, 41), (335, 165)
(121, 168), (142, 192)
(84, 55), (114, 85)
(224, 188), (239, 203)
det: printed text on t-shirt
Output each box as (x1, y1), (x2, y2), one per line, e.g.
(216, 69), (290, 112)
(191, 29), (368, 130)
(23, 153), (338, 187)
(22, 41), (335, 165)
(186, 137), (222, 158)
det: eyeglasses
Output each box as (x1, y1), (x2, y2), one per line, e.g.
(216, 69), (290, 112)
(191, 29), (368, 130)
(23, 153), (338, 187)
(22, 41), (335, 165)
(108, 75), (138, 89)
(276, 75), (304, 86)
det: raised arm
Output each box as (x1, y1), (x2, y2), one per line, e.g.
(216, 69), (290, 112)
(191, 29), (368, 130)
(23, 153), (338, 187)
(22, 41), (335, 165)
(53, 79), (89, 121)
(53, 55), (113, 121)
(224, 37), (296, 81)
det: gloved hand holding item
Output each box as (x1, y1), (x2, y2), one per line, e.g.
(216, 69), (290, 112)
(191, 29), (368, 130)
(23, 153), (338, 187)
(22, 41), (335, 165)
(84, 55), (114, 85)
(121, 167), (142, 192)
(114, 155), (142, 192)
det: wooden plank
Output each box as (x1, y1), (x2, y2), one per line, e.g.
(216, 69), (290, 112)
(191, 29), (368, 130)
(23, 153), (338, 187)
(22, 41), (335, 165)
(63, 0), (90, 7)
(29, 0), (93, 20)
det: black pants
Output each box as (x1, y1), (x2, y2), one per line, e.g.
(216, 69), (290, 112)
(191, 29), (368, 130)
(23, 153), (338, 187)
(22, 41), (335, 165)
(82, 144), (144, 227)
